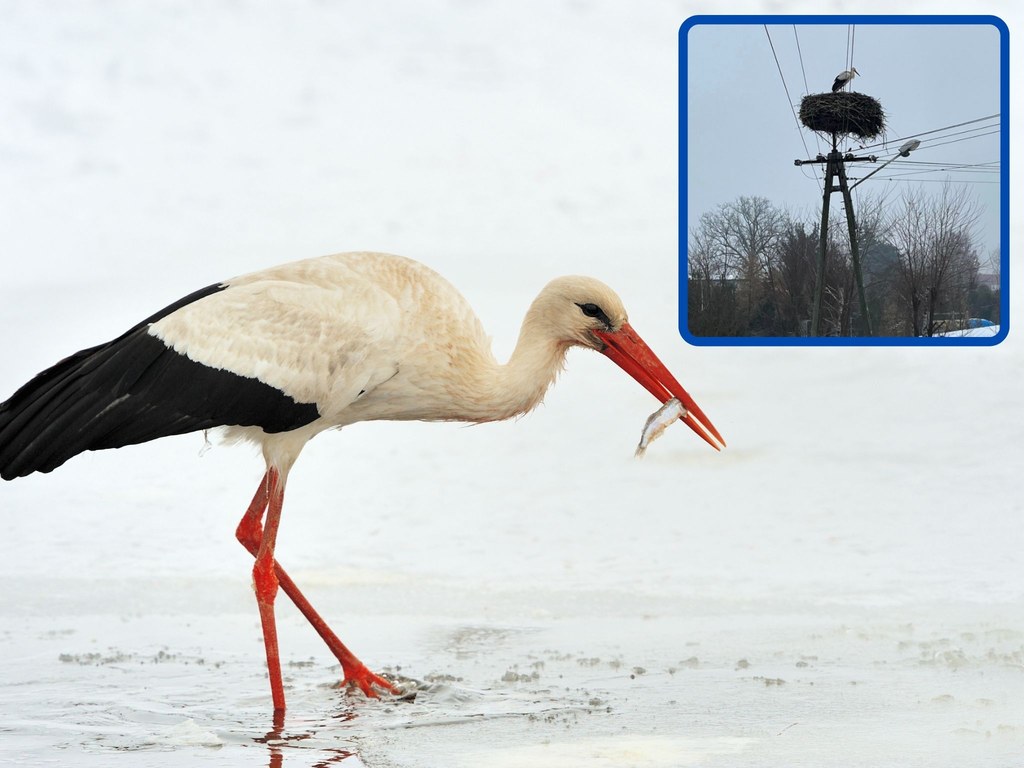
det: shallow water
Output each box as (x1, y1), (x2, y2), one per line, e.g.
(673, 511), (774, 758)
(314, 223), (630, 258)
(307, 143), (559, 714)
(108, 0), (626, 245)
(3, 589), (1023, 766)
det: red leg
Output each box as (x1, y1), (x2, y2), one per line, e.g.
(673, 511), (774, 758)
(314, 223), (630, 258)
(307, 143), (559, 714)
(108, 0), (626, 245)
(236, 471), (397, 699)
(236, 472), (272, 553)
(253, 467), (286, 712)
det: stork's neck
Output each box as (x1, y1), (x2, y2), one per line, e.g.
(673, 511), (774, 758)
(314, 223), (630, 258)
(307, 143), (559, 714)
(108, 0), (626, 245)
(500, 318), (571, 417)
(457, 309), (570, 424)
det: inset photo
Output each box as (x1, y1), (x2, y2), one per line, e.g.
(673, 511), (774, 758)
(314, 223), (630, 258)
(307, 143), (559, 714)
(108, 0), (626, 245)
(680, 16), (1007, 344)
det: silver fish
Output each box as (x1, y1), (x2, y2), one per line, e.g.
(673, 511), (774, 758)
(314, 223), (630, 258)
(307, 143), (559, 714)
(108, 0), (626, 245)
(635, 398), (687, 457)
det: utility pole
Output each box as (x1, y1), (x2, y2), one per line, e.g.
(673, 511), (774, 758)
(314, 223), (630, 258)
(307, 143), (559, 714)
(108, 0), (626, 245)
(796, 90), (913, 337)
(837, 157), (871, 337)
(796, 141), (877, 337)
(808, 151), (835, 338)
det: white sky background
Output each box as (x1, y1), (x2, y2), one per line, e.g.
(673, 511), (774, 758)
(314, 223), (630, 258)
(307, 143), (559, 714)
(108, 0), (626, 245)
(0, 1), (684, 317)
(686, 21), (1002, 262)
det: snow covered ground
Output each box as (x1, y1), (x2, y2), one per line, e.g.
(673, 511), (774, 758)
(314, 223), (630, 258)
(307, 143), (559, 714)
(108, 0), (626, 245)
(1, 2), (1022, 767)
(937, 325), (1001, 338)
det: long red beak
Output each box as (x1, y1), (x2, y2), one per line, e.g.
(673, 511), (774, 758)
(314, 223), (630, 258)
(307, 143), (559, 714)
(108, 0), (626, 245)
(595, 323), (725, 451)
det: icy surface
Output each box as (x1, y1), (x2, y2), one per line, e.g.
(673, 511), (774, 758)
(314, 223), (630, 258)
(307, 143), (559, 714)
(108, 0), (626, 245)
(1, 2), (1023, 767)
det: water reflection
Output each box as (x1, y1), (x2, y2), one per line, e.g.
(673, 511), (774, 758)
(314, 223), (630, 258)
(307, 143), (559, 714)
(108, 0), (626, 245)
(245, 671), (554, 766)
(247, 679), (417, 768)
(253, 709), (359, 767)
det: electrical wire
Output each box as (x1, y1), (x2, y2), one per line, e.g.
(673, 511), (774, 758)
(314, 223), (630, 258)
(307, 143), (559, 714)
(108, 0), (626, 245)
(764, 25), (822, 191)
(871, 165), (997, 179)
(895, 160), (998, 171)
(911, 129), (1001, 152)
(869, 177), (998, 185)
(858, 114), (999, 152)
(793, 25), (810, 95)
(792, 25), (823, 158)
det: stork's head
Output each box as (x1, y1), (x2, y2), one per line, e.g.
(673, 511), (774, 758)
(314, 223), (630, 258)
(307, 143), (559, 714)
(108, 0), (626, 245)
(529, 276), (725, 451)
(851, 67), (860, 76)
(529, 275), (628, 350)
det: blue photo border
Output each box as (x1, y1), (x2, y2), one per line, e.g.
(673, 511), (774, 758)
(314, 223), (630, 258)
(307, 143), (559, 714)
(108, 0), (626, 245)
(678, 14), (1009, 346)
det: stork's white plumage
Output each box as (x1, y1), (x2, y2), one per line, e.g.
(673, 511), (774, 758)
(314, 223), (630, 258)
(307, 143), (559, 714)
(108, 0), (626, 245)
(0, 251), (724, 713)
(831, 66), (860, 92)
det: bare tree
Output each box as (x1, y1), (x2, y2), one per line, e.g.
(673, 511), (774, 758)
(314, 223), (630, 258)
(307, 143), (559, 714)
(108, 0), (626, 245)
(775, 222), (817, 332)
(888, 188), (929, 335)
(818, 217), (855, 336)
(852, 191), (901, 334)
(686, 185), (985, 337)
(687, 196), (789, 335)
(686, 225), (717, 315)
(888, 184), (981, 335)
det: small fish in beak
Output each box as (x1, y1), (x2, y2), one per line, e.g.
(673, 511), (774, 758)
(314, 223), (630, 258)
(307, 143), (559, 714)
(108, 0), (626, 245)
(635, 397), (687, 458)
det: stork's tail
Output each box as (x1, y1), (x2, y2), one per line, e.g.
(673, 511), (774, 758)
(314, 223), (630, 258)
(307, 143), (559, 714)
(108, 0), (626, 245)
(0, 282), (323, 480)
(0, 284), (229, 480)
(0, 331), (211, 479)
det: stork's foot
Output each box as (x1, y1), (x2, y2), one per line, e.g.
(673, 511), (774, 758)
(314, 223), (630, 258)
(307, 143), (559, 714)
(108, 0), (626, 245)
(341, 663), (399, 698)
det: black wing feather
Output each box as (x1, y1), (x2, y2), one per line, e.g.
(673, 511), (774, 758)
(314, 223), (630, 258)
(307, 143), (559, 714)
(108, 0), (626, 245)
(0, 283), (321, 480)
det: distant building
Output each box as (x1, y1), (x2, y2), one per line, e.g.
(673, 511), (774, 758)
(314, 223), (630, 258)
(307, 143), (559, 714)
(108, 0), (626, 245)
(977, 272), (1000, 290)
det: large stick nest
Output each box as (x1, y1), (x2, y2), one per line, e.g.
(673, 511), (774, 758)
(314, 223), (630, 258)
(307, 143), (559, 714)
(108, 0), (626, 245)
(800, 92), (886, 140)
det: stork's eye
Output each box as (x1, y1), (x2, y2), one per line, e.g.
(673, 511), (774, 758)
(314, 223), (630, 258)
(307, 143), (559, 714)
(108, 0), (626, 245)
(576, 302), (613, 330)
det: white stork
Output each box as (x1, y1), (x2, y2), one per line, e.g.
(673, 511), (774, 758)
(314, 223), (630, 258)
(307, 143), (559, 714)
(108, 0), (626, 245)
(0, 251), (724, 713)
(831, 67), (860, 92)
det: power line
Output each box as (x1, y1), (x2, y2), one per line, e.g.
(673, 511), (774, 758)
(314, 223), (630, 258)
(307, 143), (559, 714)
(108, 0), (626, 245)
(764, 25), (821, 191)
(898, 159), (999, 165)
(791, 25), (823, 158)
(888, 122), (999, 148)
(865, 152), (1000, 177)
(901, 121), (995, 147)
(858, 114), (999, 151)
(852, 145), (999, 187)
(896, 160), (999, 170)
(868, 177), (999, 185)
(793, 25), (811, 95)
(870, 164), (997, 179)
(912, 128), (1001, 152)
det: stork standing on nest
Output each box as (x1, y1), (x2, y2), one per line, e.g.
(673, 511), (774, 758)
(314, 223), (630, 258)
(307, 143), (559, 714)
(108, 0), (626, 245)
(0, 250), (725, 714)
(831, 67), (860, 92)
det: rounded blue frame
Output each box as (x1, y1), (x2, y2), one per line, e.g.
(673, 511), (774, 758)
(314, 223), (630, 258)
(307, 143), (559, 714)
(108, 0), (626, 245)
(678, 14), (1010, 347)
